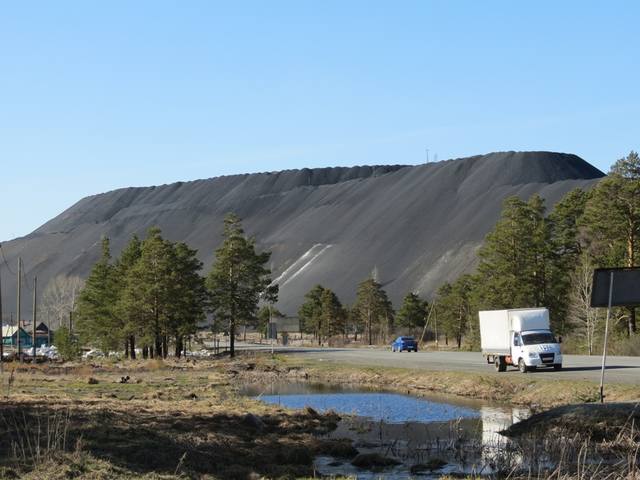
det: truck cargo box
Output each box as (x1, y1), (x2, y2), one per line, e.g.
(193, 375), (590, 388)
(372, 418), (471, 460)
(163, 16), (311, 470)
(479, 310), (512, 354)
(479, 308), (550, 355)
(510, 309), (549, 332)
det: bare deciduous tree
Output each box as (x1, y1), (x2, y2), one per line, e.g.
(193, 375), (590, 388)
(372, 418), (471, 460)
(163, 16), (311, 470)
(568, 253), (600, 355)
(42, 275), (84, 330)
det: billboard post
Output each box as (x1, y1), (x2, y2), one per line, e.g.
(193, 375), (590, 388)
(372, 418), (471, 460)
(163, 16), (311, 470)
(598, 271), (614, 403)
(591, 267), (640, 403)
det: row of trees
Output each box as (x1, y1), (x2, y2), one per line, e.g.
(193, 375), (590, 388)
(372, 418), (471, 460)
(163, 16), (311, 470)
(297, 279), (426, 345)
(74, 214), (275, 358)
(433, 151), (639, 353)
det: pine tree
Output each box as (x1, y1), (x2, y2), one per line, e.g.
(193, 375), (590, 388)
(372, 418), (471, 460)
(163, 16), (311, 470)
(298, 285), (342, 344)
(353, 277), (394, 345)
(125, 227), (175, 358)
(168, 242), (208, 357)
(346, 306), (362, 341)
(546, 188), (589, 334)
(434, 282), (452, 345)
(528, 194), (550, 307)
(206, 214), (275, 357)
(583, 151), (640, 334)
(395, 293), (428, 335)
(114, 235), (142, 358)
(476, 195), (550, 310)
(320, 288), (346, 341)
(75, 237), (119, 353)
(74, 229), (208, 360)
(298, 285), (324, 343)
(436, 275), (474, 349)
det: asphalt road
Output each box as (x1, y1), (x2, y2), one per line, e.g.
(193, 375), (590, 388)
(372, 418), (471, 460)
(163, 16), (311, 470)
(237, 345), (640, 385)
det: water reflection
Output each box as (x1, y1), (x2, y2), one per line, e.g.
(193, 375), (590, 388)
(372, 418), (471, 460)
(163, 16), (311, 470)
(257, 391), (479, 423)
(243, 383), (530, 478)
(480, 405), (530, 445)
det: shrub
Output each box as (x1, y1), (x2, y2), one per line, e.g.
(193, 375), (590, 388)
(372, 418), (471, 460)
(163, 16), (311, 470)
(608, 334), (640, 356)
(54, 327), (80, 361)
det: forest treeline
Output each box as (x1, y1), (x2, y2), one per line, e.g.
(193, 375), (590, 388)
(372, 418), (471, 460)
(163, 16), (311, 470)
(70, 152), (639, 358)
(72, 214), (275, 359)
(426, 151), (640, 353)
(298, 152), (640, 353)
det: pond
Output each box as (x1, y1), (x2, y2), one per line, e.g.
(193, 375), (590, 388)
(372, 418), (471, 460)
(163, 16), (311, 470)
(242, 382), (530, 478)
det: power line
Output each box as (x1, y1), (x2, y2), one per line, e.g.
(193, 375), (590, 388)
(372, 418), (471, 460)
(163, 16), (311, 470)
(0, 243), (16, 275)
(0, 244), (32, 290)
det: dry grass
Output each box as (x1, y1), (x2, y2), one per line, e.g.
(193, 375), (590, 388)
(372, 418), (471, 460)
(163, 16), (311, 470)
(0, 356), (348, 479)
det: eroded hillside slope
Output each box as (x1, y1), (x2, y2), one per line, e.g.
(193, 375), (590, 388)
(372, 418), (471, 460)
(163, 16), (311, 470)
(0, 152), (603, 316)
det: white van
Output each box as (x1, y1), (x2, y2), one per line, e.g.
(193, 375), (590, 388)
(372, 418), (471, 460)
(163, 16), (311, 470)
(479, 308), (562, 372)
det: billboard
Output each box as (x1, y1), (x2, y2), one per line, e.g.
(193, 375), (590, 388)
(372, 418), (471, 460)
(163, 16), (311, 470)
(591, 268), (640, 308)
(274, 317), (300, 333)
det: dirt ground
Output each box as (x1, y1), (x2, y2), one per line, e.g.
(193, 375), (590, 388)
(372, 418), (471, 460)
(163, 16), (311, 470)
(0, 355), (355, 479)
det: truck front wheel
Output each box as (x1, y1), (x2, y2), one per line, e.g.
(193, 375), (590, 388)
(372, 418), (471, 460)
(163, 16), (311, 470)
(495, 356), (506, 372)
(518, 358), (528, 373)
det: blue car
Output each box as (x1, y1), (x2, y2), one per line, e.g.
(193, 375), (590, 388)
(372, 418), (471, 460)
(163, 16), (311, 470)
(391, 336), (418, 352)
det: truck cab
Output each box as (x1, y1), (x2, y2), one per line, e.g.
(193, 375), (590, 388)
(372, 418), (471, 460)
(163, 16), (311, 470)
(511, 330), (562, 372)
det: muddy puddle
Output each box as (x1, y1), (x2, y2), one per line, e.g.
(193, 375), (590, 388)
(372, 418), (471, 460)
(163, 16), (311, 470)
(242, 382), (530, 478)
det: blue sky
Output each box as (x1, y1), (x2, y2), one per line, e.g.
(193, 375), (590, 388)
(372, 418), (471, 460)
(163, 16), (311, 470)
(1, 1), (639, 241)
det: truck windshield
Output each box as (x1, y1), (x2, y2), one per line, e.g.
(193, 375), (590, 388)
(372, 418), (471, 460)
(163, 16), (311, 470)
(522, 332), (557, 345)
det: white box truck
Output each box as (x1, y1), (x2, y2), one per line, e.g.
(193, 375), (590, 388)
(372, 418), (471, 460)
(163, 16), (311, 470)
(479, 308), (562, 373)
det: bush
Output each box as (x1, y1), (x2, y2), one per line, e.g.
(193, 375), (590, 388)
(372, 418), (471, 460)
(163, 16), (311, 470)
(608, 334), (640, 356)
(54, 327), (80, 361)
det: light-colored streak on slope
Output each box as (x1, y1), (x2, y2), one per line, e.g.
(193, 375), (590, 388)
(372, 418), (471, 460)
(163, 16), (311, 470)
(280, 244), (333, 287)
(272, 244), (326, 285)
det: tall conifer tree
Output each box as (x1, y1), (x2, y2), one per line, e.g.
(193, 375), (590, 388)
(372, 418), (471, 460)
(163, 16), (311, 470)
(353, 277), (394, 345)
(476, 196), (549, 310)
(206, 214), (275, 357)
(114, 235), (142, 358)
(583, 151), (640, 334)
(75, 237), (119, 352)
(298, 285), (325, 343)
(396, 293), (428, 335)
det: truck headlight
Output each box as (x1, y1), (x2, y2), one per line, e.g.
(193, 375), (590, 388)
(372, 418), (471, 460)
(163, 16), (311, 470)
(528, 352), (538, 358)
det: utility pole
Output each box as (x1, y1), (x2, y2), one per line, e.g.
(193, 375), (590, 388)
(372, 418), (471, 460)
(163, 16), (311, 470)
(434, 305), (439, 349)
(32, 276), (37, 356)
(419, 301), (434, 348)
(270, 303), (274, 356)
(16, 258), (22, 361)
